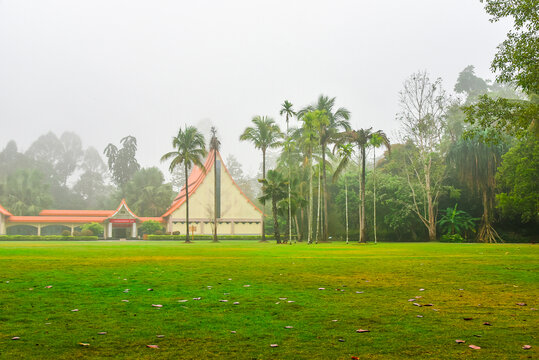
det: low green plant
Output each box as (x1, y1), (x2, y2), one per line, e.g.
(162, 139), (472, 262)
(439, 204), (478, 237)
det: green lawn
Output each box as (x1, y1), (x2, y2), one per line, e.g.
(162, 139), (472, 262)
(0, 241), (537, 359)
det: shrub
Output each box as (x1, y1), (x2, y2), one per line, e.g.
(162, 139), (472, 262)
(61, 230), (71, 237)
(82, 222), (104, 237)
(172, 231), (180, 235)
(0, 235), (98, 241)
(73, 231), (82, 236)
(440, 234), (466, 243)
(81, 229), (94, 236)
(139, 220), (163, 235)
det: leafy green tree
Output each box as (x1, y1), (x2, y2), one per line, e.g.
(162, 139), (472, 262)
(298, 95), (350, 241)
(161, 126), (207, 243)
(239, 116), (282, 241)
(104, 136), (141, 188)
(81, 222), (104, 237)
(333, 143), (355, 243)
(209, 126), (221, 242)
(496, 136), (539, 223)
(122, 167), (174, 217)
(0, 169), (52, 215)
(259, 170), (287, 243)
(139, 220), (163, 235)
(438, 204), (478, 237)
(448, 130), (508, 242)
(370, 133), (391, 243)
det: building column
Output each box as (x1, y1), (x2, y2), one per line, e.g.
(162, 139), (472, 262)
(37, 225), (41, 236)
(70, 225), (74, 236)
(132, 222), (137, 238)
(108, 222), (113, 239)
(0, 214), (5, 235)
(231, 221), (235, 235)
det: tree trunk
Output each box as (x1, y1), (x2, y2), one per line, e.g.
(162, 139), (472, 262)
(308, 156), (313, 244)
(425, 163), (436, 242)
(261, 148), (266, 242)
(287, 117), (292, 245)
(358, 157), (362, 243)
(295, 214), (301, 242)
(213, 149), (218, 242)
(185, 163), (191, 243)
(359, 146), (367, 243)
(345, 175), (349, 244)
(478, 189), (501, 243)
(322, 146), (328, 242)
(315, 167), (321, 243)
(273, 195), (281, 243)
(373, 147), (377, 244)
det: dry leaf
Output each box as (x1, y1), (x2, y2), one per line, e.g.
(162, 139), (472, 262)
(356, 329), (370, 333)
(522, 345), (532, 350)
(455, 339), (465, 344)
(413, 303), (422, 307)
(279, 297), (287, 300)
(230, 331), (236, 334)
(151, 304), (163, 308)
(408, 299), (416, 302)
(419, 288), (425, 291)
(98, 332), (107, 335)
(233, 302), (240, 305)
(416, 315), (423, 318)
(146, 345), (159, 349)
(356, 291), (364, 294)
(193, 297), (201, 300)
(270, 344), (278, 347)
(219, 300), (228, 302)
(121, 300), (129, 302)
(45, 285), (52, 289)
(177, 300), (188, 303)
(469, 345), (481, 350)
(483, 322), (491, 326)
(423, 304), (434, 307)
(287, 300), (295, 303)
(516, 302), (527, 306)
(147, 288), (154, 291)
(463, 317), (473, 321)
(284, 326), (293, 329)
(11, 337), (20, 340)
(71, 309), (79, 312)
(338, 338), (345, 342)
(243, 285), (251, 287)
(318, 288), (325, 290)
(156, 335), (165, 338)
(78, 342), (90, 347)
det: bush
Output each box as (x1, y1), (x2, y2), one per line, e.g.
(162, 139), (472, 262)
(172, 231), (180, 235)
(147, 234), (273, 241)
(440, 234), (466, 243)
(139, 220), (163, 235)
(0, 235), (98, 241)
(154, 230), (163, 235)
(81, 229), (94, 236)
(82, 222), (104, 237)
(61, 230), (71, 237)
(73, 231), (82, 236)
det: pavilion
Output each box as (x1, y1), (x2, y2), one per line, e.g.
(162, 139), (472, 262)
(0, 150), (263, 238)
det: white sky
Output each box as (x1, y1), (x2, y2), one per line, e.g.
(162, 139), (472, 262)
(0, 0), (511, 178)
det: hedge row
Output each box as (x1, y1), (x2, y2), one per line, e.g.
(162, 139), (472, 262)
(147, 235), (275, 241)
(0, 235), (99, 241)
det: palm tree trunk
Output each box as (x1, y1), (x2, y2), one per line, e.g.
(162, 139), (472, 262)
(261, 148), (266, 242)
(345, 175), (349, 244)
(360, 146), (367, 243)
(273, 195), (280, 243)
(287, 117), (292, 245)
(308, 156), (313, 244)
(185, 163), (190, 243)
(295, 214), (301, 242)
(213, 149), (218, 242)
(373, 147), (377, 244)
(322, 147), (328, 242)
(358, 157), (362, 243)
(315, 166), (321, 243)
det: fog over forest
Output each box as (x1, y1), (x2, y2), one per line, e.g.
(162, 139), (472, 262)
(0, 0), (511, 177)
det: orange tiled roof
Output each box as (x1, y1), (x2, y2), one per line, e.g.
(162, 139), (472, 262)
(39, 209), (114, 217)
(8, 216), (109, 223)
(0, 203), (12, 217)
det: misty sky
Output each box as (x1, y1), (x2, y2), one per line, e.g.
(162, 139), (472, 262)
(0, 0), (511, 178)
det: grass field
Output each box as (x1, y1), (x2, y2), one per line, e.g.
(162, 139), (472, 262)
(0, 241), (537, 359)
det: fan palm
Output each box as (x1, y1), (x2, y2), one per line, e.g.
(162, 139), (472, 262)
(239, 116), (283, 241)
(161, 126), (207, 243)
(298, 95), (350, 241)
(370, 133), (391, 243)
(334, 143), (355, 244)
(259, 170), (287, 243)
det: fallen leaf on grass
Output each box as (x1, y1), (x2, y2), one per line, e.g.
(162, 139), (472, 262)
(121, 300), (129, 302)
(463, 317), (473, 321)
(416, 315), (423, 318)
(356, 329), (370, 333)
(455, 340), (465, 344)
(11, 337), (20, 340)
(97, 332), (107, 335)
(219, 300), (228, 302)
(233, 302), (240, 305)
(270, 344), (278, 347)
(279, 297), (287, 300)
(351, 357), (360, 360)
(522, 345), (532, 350)
(419, 288), (425, 291)
(356, 291), (364, 294)
(151, 304), (163, 308)
(318, 288), (325, 290)
(146, 345), (159, 349)
(156, 335), (165, 338)
(469, 345), (481, 350)
(483, 322), (491, 326)
(243, 285), (251, 287)
(338, 338), (345, 342)
(331, 319), (338, 322)
(177, 300), (188, 303)
(193, 297), (201, 301)
(423, 304), (434, 307)
(78, 343), (90, 347)
(413, 303), (422, 307)
(287, 300), (295, 303)
(45, 286), (52, 289)
(147, 288), (154, 291)
(516, 302), (527, 306)
(230, 331), (236, 334)
(284, 326), (293, 329)
(408, 299), (416, 302)
(473, 335), (482, 338)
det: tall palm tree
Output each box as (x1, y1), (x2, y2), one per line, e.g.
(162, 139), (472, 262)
(298, 95), (350, 241)
(337, 128), (389, 243)
(259, 170), (287, 243)
(334, 143), (355, 244)
(209, 127), (221, 242)
(239, 116), (282, 241)
(448, 129), (507, 243)
(370, 133), (391, 244)
(280, 100), (296, 244)
(300, 110), (327, 244)
(161, 126), (207, 243)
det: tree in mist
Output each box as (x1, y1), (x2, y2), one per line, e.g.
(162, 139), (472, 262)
(333, 143), (354, 244)
(298, 95), (351, 241)
(239, 116), (282, 241)
(122, 167), (174, 217)
(209, 126), (221, 242)
(104, 135), (141, 188)
(259, 169), (287, 244)
(398, 71), (448, 241)
(448, 130), (507, 243)
(280, 100), (296, 244)
(370, 133), (391, 243)
(0, 169), (52, 215)
(161, 126), (207, 243)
